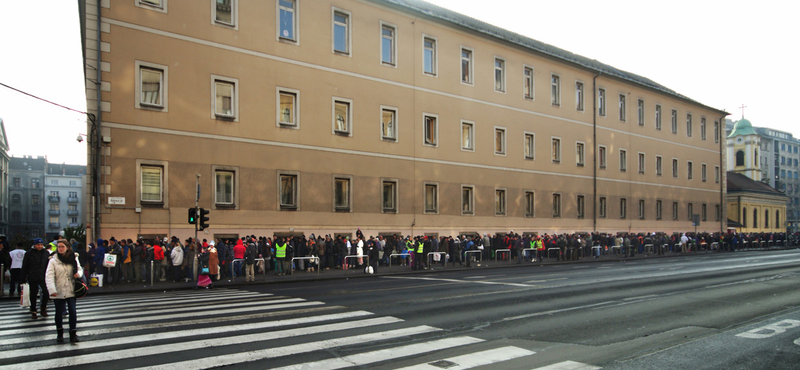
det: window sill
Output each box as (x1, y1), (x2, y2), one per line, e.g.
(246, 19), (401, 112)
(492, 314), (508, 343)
(215, 203), (236, 209)
(552, 160), (561, 164)
(139, 103), (165, 110)
(335, 208), (351, 213)
(577, 163), (585, 167)
(280, 205), (298, 211)
(334, 130), (351, 137)
(279, 122), (298, 128)
(382, 209), (397, 214)
(215, 114), (236, 122)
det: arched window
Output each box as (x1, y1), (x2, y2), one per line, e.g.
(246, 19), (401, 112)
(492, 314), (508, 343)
(776, 210), (781, 229)
(753, 208), (758, 228)
(765, 210), (769, 228)
(742, 207), (747, 227)
(736, 150), (745, 166)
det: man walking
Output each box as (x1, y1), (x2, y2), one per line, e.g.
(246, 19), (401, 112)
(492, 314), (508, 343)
(22, 238), (51, 319)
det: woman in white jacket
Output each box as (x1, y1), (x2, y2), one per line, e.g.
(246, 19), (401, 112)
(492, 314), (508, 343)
(45, 240), (83, 343)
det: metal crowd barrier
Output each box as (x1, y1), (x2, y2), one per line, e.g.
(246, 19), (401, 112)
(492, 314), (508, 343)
(521, 248), (537, 262)
(427, 252), (447, 269)
(343, 255), (369, 272)
(232, 258), (244, 278)
(644, 244), (654, 254)
(388, 253), (410, 268)
(547, 247), (560, 258)
(494, 249), (511, 262)
(290, 257), (319, 275)
(464, 250), (482, 262)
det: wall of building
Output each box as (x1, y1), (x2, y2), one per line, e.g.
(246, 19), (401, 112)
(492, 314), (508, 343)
(727, 194), (787, 233)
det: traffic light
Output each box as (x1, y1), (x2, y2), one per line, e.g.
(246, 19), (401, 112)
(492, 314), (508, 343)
(188, 207), (197, 225)
(199, 208), (210, 230)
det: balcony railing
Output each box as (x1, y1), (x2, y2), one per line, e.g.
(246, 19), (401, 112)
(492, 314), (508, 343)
(68, 197), (79, 204)
(69, 223), (80, 228)
(67, 210), (79, 216)
(48, 210), (60, 216)
(49, 223), (60, 229)
(49, 196), (60, 202)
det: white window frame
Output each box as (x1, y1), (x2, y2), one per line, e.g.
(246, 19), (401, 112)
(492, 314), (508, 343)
(494, 126), (506, 156)
(575, 80), (585, 111)
(460, 46), (474, 85)
(576, 141), (585, 167)
(423, 181), (439, 214)
(381, 178), (398, 214)
(714, 121), (720, 143)
(461, 184), (475, 215)
(136, 159), (169, 208)
(276, 87), (300, 128)
(524, 190), (535, 218)
(212, 0), (238, 29)
(212, 165), (239, 209)
(380, 105), (398, 142)
(211, 75), (239, 121)
(619, 149), (627, 172)
(332, 97), (353, 136)
(656, 155), (663, 176)
(620, 198), (627, 219)
(655, 104), (662, 130)
(637, 99), (644, 126)
(332, 174), (353, 212)
(422, 35), (438, 76)
(493, 56), (506, 93)
(423, 113), (438, 147)
(715, 165), (720, 183)
(331, 7), (352, 56)
(136, 0), (167, 13)
(380, 21), (397, 67)
(598, 88), (606, 116)
(135, 61), (168, 111)
(701, 163), (707, 182)
(671, 109), (678, 134)
(672, 201), (679, 220)
(599, 196), (607, 218)
(278, 170), (300, 210)
(552, 193), (562, 218)
(656, 200), (663, 220)
(618, 94), (626, 122)
(577, 195), (585, 219)
(687, 160), (694, 180)
(638, 199), (646, 220)
(523, 65), (535, 100)
(599, 145), (607, 169)
(277, 0), (299, 43)
(524, 132), (535, 160)
(701, 117), (707, 141)
(461, 120), (475, 152)
(495, 187), (507, 216)
(551, 137), (561, 163)
(550, 73), (561, 107)
(672, 158), (679, 178)
(686, 113), (693, 138)
(638, 152), (645, 174)
(702, 203), (707, 222)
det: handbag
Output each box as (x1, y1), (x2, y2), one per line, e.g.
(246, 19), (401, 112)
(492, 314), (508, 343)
(74, 280), (88, 299)
(20, 283), (30, 308)
(201, 267), (210, 275)
(103, 253), (117, 268)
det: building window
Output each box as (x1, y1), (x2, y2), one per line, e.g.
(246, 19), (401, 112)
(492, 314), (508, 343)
(599, 197), (607, 218)
(32, 179), (40, 188)
(279, 172), (298, 209)
(524, 66), (535, 99)
(619, 149), (627, 172)
(214, 169), (235, 206)
(277, 89), (299, 127)
(656, 155), (663, 176)
(551, 74), (560, 106)
(524, 133), (535, 160)
(494, 58), (505, 92)
(576, 142), (585, 166)
(689, 203), (694, 221)
(462, 185), (474, 215)
(381, 23), (396, 66)
(332, 98), (352, 136)
(577, 195), (585, 219)
(10, 194), (21, 205)
(776, 210), (780, 228)
(735, 150), (744, 166)
(278, 0), (296, 41)
(332, 10), (350, 55)
(495, 127), (506, 155)
(672, 158), (679, 178)
(212, 77), (238, 120)
(673, 202), (679, 220)
(382, 180), (397, 213)
(671, 109), (678, 134)
(462, 121), (474, 151)
(381, 107), (397, 141)
(701, 163), (707, 182)
(637, 99), (644, 126)
(423, 36), (437, 76)
(620, 198), (627, 219)
(575, 81), (584, 111)
(638, 199), (645, 219)
(214, 0), (235, 26)
(424, 183), (438, 213)
(334, 177), (351, 211)
(656, 200), (663, 220)
(32, 195), (40, 205)
(139, 67), (164, 108)
(702, 204), (708, 222)
(423, 114), (438, 146)
(551, 137), (561, 163)
(12, 177), (20, 187)
(714, 121), (720, 143)
(655, 104), (662, 130)
(137, 0), (166, 11)
(687, 161), (693, 180)
(495, 188), (506, 216)
(715, 166), (720, 183)
(461, 48), (473, 84)
(51, 179), (58, 186)
(599, 145), (607, 169)
(638, 152), (645, 174)
(686, 114), (693, 137)
(552, 193), (562, 218)
(701, 118), (707, 141)
(598, 88), (606, 116)
(618, 94), (626, 122)
(525, 191), (535, 217)
(141, 165), (163, 203)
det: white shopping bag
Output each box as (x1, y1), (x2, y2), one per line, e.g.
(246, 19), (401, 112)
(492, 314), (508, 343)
(20, 283), (30, 308)
(103, 253), (117, 268)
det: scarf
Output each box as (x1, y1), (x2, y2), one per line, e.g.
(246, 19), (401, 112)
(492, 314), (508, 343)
(57, 250), (78, 276)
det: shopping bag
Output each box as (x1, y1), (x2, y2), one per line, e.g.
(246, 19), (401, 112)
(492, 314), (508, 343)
(433, 253), (441, 262)
(20, 283), (30, 308)
(103, 253), (117, 268)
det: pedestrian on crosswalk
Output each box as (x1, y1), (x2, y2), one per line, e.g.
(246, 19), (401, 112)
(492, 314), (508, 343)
(22, 238), (51, 320)
(45, 240), (83, 343)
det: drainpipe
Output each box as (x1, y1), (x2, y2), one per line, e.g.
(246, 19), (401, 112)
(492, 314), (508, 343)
(592, 72), (601, 233)
(718, 114), (727, 233)
(94, 0), (103, 242)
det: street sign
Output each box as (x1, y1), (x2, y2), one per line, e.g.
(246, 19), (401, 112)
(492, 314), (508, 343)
(108, 197), (125, 205)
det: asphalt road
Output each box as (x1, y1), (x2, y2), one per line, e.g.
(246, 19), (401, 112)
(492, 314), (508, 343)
(2, 249), (799, 369)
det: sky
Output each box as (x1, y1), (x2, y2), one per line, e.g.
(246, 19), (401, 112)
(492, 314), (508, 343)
(1, 0), (797, 166)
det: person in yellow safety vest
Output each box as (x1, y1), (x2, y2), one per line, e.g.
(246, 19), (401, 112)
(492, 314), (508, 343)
(275, 239), (287, 276)
(535, 238), (545, 262)
(415, 239), (425, 270)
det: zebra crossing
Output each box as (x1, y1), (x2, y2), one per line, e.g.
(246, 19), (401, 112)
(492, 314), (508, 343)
(0, 289), (599, 369)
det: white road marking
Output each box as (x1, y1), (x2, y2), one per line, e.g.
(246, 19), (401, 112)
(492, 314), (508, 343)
(394, 346), (535, 370)
(502, 301), (616, 322)
(383, 276), (532, 288)
(531, 360), (602, 369)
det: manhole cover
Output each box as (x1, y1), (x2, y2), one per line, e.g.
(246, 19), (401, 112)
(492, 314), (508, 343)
(428, 360), (458, 368)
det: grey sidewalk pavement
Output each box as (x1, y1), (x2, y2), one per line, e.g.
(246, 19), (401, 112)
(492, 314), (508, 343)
(1, 246), (793, 299)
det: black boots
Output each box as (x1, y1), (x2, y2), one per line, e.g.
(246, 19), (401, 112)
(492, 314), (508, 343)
(56, 329), (64, 343)
(41, 307), (49, 317)
(69, 330), (79, 343)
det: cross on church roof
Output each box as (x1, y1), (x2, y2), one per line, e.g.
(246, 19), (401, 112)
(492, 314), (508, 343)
(739, 104), (747, 119)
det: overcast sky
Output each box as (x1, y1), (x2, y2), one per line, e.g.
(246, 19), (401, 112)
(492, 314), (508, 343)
(1, 0), (797, 165)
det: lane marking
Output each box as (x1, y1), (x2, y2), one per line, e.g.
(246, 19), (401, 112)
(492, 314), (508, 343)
(394, 346), (535, 370)
(383, 276), (532, 288)
(502, 301), (616, 322)
(532, 360), (602, 370)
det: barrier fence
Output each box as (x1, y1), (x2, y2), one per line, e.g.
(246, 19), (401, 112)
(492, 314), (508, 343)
(427, 252), (447, 269)
(290, 257), (320, 275)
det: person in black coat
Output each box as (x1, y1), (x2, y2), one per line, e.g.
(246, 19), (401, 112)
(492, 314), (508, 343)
(22, 238), (51, 319)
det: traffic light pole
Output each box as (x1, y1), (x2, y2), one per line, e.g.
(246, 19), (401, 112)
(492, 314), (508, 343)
(195, 174), (200, 244)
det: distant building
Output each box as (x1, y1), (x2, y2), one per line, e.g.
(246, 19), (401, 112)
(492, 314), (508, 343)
(0, 118), (9, 236)
(8, 156), (46, 239)
(44, 163), (86, 240)
(726, 118), (800, 232)
(726, 172), (788, 233)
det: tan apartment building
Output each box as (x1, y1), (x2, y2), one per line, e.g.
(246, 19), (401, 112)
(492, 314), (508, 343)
(80, 0), (727, 242)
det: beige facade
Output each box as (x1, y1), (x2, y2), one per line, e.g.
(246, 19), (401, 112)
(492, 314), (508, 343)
(727, 173), (788, 233)
(81, 0), (727, 242)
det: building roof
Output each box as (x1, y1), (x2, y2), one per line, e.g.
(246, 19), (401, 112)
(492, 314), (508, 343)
(728, 118), (757, 138)
(9, 156), (46, 171)
(47, 163), (86, 177)
(378, 0), (728, 115)
(727, 171), (788, 198)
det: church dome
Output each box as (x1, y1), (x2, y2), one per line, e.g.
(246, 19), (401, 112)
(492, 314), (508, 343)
(728, 118), (756, 138)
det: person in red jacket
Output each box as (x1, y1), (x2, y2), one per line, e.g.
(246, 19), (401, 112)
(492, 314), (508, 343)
(153, 242), (166, 281)
(233, 239), (246, 278)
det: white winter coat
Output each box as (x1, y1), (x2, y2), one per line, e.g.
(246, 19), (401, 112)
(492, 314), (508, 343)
(45, 254), (84, 299)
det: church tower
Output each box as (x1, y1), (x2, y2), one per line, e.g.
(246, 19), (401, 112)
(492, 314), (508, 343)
(727, 118), (762, 181)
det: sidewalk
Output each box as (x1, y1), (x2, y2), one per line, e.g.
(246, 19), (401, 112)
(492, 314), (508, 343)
(1, 246), (793, 299)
